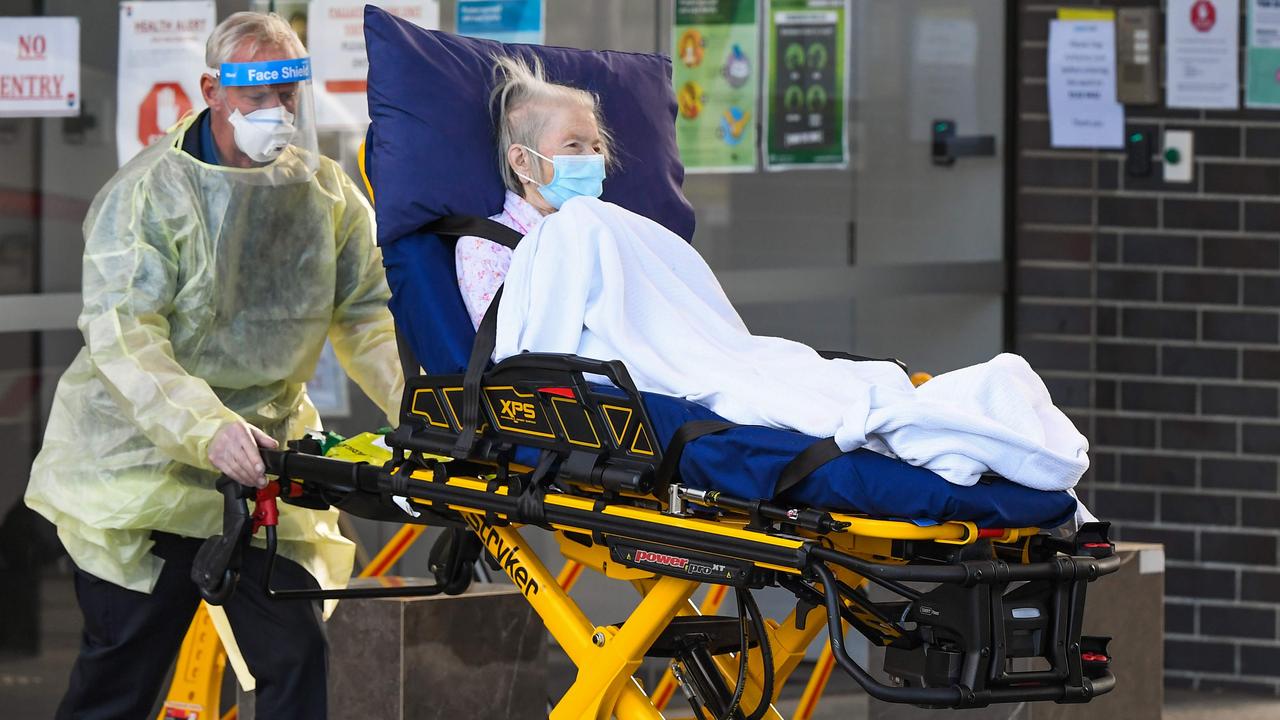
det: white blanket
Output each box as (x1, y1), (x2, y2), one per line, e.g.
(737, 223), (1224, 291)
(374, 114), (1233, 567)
(494, 197), (1089, 492)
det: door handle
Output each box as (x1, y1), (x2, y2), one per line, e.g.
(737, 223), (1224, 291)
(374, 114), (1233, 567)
(931, 119), (996, 167)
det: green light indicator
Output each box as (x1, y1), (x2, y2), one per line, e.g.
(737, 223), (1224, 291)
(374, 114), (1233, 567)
(1130, 132), (1143, 142)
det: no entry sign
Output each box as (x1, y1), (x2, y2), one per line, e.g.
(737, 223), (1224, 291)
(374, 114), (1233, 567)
(0, 16), (80, 118)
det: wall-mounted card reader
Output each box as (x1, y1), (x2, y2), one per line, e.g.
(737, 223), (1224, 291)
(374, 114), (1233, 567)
(1117, 8), (1159, 105)
(1126, 129), (1153, 177)
(931, 119), (996, 167)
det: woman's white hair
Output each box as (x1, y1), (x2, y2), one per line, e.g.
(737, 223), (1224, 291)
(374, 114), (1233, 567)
(489, 55), (614, 195)
(206, 12), (305, 78)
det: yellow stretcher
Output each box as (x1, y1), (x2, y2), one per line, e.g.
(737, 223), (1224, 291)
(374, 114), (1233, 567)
(160, 138), (1115, 718)
(177, 354), (1119, 719)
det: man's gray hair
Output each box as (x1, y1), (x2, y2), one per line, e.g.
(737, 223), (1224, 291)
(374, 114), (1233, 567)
(489, 55), (614, 195)
(206, 11), (305, 71)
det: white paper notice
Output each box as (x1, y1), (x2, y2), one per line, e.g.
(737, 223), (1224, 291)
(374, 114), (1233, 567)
(117, 2), (216, 166)
(909, 12), (979, 142)
(1251, 0), (1280, 47)
(309, 1), (439, 130)
(1048, 20), (1124, 148)
(0, 17), (80, 118)
(1168, 0), (1240, 108)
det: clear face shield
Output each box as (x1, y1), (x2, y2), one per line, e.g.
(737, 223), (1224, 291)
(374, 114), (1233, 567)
(216, 56), (319, 176)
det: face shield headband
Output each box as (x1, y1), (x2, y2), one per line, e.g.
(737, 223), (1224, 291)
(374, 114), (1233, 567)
(218, 56), (312, 88)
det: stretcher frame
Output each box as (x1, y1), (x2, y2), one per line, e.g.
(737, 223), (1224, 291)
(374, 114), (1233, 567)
(159, 531), (837, 720)
(187, 349), (1119, 719)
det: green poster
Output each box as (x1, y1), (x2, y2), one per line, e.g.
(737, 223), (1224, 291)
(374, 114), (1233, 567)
(764, 0), (847, 169)
(1247, 0), (1280, 107)
(673, 0), (759, 173)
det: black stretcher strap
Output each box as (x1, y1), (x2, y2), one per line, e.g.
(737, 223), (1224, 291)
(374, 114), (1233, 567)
(395, 323), (420, 379)
(656, 422), (844, 502)
(775, 437), (844, 497)
(655, 420), (739, 491)
(514, 449), (557, 527)
(453, 285), (502, 458)
(424, 215), (524, 249)
(415, 215), (525, 458)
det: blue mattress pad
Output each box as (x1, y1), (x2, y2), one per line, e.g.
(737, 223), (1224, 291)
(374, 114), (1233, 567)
(639, 390), (1076, 530)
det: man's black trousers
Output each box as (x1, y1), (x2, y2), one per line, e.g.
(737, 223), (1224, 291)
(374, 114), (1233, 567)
(57, 531), (327, 719)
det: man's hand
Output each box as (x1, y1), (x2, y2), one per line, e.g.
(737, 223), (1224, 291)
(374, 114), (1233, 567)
(208, 421), (279, 488)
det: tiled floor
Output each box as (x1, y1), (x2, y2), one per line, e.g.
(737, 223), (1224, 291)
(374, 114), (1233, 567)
(4, 574), (1279, 718)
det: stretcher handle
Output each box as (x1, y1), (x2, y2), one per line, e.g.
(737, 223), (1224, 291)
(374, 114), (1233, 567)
(492, 352), (642, 395)
(258, 447), (382, 491)
(811, 562), (964, 707)
(191, 476), (255, 605)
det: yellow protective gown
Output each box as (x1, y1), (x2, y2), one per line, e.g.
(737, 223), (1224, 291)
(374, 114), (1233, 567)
(25, 114), (404, 595)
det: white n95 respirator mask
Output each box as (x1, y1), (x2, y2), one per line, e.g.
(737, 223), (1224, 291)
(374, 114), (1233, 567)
(228, 106), (297, 163)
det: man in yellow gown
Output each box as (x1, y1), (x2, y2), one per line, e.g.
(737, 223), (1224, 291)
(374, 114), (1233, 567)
(25, 12), (402, 718)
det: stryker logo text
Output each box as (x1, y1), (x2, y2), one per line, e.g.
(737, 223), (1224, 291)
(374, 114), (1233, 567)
(465, 514), (540, 597)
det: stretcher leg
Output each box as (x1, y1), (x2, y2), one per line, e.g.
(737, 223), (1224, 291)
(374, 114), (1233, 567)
(156, 603), (225, 720)
(554, 574), (696, 720)
(472, 520), (696, 719)
(698, 600), (827, 719)
(631, 575), (826, 719)
(650, 583), (730, 711)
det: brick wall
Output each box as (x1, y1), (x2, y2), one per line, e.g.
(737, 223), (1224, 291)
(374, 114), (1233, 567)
(1015, 0), (1280, 694)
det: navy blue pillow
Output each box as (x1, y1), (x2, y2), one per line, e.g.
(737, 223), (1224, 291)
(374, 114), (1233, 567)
(363, 5), (695, 246)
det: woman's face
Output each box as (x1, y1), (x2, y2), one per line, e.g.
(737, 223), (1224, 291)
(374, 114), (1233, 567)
(534, 103), (604, 166)
(511, 102), (604, 215)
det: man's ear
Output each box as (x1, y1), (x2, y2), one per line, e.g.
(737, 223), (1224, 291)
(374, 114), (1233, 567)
(200, 74), (219, 109)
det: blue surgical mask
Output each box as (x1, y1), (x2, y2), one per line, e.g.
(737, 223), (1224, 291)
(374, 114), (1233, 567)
(516, 146), (606, 209)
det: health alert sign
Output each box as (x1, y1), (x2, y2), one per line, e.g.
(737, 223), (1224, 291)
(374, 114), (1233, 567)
(0, 17), (80, 118)
(117, 1), (215, 166)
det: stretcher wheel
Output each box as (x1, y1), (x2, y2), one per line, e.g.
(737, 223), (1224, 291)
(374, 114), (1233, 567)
(428, 528), (482, 595)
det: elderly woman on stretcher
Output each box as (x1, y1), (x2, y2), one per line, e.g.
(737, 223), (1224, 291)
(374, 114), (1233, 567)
(456, 57), (1092, 516)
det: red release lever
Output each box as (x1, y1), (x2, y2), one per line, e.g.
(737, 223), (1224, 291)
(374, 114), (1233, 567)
(251, 482), (280, 534)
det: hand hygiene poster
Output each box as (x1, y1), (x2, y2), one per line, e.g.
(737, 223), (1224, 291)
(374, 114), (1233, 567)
(673, 0), (758, 173)
(764, 0), (848, 170)
(1247, 0), (1280, 106)
(117, 1), (216, 166)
